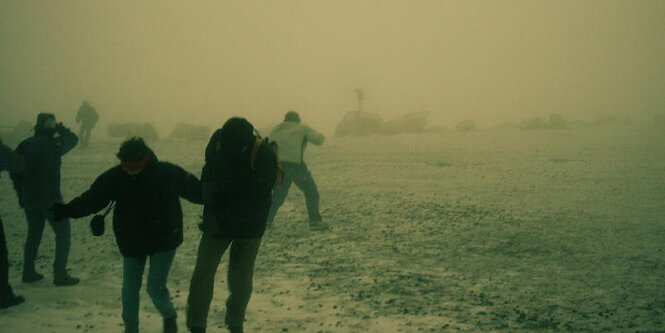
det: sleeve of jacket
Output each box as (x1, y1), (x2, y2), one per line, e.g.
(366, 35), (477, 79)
(56, 127), (79, 156)
(0, 143), (25, 173)
(171, 164), (203, 204)
(65, 170), (115, 218)
(9, 143), (25, 200)
(304, 125), (325, 146)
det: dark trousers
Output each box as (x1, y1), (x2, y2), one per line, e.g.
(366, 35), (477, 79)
(267, 162), (322, 224)
(186, 234), (262, 330)
(78, 126), (92, 148)
(0, 218), (14, 300)
(23, 205), (71, 278)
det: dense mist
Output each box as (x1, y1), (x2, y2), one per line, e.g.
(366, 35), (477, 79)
(1, 1), (664, 134)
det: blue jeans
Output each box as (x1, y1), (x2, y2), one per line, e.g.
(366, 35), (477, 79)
(23, 204), (71, 278)
(122, 250), (177, 333)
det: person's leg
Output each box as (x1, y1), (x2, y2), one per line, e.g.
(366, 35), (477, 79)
(84, 128), (91, 148)
(0, 218), (13, 298)
(46, 211), (71, 280)
(186, 234), (231, 330)
(292, 166), (322, 223)
(146, 250), (176, 318)
(122, 256), (147, 333)
(266, 171), (293, 225)
(225, 238), (262, 330)
(22, 206), (46, 280)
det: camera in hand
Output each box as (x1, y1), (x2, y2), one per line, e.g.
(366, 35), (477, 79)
(90, 215), (105, 236)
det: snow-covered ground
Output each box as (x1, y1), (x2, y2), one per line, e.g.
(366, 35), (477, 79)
(1, 127), (664, 332)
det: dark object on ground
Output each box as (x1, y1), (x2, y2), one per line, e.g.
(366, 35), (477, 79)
(170, 123), (211, 141)
(455, 120), (476, 132)
(382, 112), (429, 135)
(107, 122), (160, 142)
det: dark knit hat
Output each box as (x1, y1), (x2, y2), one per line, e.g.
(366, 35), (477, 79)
(35, 113), (56, 130)
(116, 137), (150, 162)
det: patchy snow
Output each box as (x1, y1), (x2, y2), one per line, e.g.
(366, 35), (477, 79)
(1, 127), (664, 332)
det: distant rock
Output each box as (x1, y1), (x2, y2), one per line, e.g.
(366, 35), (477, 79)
(169, 123), (211, 141)
(518, 114), (568, 130)
(455, 120), (477, 132)
(334, 111), (384, 137)
(107, 122), (160, 142)
(382, 112), (429, 135)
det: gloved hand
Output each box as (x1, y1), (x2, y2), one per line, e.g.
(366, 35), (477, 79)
(50, 203), (69, 221)
(55, 122), (70, 135)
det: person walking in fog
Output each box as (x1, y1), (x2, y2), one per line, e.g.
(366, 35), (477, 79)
(51, 137), (202, 333)
(266, 111), (328, 231)
(187, 117), (278, 333)
(0, 138), (26, 309)
(76, 100), (99, 149)
(10, 113), (80, 286)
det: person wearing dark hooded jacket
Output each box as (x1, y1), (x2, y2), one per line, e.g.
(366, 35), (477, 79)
(186, 117), (278, 333)
(10, 113), (79, 286)
(0, 138), (26, 309)
(51, 137), (203, 333)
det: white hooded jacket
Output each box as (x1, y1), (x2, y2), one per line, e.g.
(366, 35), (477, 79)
(269, 122), (325, 164)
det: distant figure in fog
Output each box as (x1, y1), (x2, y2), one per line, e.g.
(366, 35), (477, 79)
(10, 113), (80, 286)
(76, 100), (99, 148)
(51, 137), (202, 333)
(0, 138), (26, 309)
(187, 117), (278, 333)
(267, 111), (328, 231)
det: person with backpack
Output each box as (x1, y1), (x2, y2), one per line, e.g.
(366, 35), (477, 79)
(10, 113), (80, 286)
(266, 111), (328, 231)
(50, 137), (203, 333)
(0, 138), (26, 309)
(186, 117), (278, 333)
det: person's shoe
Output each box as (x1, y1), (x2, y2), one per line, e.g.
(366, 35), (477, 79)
(189, 327), (206, 333)
(0, 295), (25, 309)
(22, 272), (44, 283)
(164, 315), (177, 333)
(309, 220), (330, 232)
(53, 274), (80, 286)
(228, 326), (243, 333)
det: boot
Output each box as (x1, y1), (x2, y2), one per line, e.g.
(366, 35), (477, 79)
(53, 274), (80, 286)
(22, 271), (44, 283)
(0, 294), (25, 309)
(189, 327), (206, 333)
(164, 315), (177, 333)
(228, 326), (243, 333)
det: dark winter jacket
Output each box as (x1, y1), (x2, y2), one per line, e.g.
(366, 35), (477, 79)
(76, 103), (99, 128)
(63, 153), (202, 257)
(10, 128), (78, 207)
(200, 129), (278, 239)
(0, 141), (25, 174)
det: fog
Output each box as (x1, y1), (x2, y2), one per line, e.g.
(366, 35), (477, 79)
(1, 1), (664, 134)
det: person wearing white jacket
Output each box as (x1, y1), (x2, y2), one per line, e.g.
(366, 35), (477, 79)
(267, 111), (328, 231)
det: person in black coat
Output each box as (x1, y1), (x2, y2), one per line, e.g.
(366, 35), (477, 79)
(10, 113), (79, 286)
(0, 138), (26, 309)
(75, 100), (99, 149)
(51, 137), (203, 333)
(187, 117), (278, 333)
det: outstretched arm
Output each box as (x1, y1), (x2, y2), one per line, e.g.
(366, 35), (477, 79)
(59, 170), (115, 219)
(305, 126), (325, 146)
(172, 164), (203, 204)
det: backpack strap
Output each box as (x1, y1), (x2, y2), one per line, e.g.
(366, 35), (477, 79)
(250, 136), (265, 170)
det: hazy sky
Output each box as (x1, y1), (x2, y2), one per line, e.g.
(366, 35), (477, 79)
(1, 0), (664, 133)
